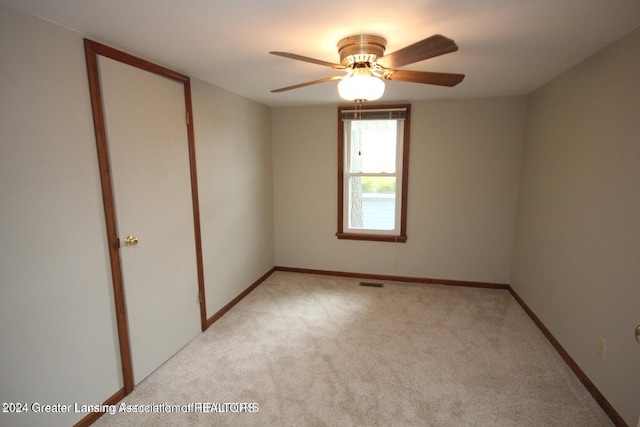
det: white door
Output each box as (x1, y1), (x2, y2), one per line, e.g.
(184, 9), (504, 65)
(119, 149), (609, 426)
(98, 56), (201, 385)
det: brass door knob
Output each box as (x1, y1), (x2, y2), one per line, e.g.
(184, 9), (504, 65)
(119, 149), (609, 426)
(123, 235), (138, 247)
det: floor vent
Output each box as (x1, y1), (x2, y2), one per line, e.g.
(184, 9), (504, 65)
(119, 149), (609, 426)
(360, 282), (384, 288)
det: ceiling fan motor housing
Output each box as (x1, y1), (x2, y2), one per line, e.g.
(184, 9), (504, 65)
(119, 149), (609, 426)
(338, 35), (387, 66)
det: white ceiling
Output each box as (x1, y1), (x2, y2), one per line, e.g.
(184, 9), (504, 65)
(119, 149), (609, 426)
(3, 0), (640, 107)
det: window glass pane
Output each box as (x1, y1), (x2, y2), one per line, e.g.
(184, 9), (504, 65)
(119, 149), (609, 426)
(348, 176), (396, 230)
(349, 120), (397, 173)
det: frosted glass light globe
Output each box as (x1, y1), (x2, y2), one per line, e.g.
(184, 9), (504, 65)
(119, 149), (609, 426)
(338, 68), (385, 101)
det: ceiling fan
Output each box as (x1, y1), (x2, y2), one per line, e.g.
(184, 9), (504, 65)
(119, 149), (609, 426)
(270, 34), (465, 102)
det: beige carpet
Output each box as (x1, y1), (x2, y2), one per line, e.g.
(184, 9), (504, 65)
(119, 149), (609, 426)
(93, 271), (612, 426)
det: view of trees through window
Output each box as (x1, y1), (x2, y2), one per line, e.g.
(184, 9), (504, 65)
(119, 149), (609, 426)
(337, 104), (409, 242)
(347, 120), (398, 230)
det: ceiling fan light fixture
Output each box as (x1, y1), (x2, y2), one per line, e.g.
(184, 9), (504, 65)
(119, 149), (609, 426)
(270, 33), (464, 97)
(337, 66), (385, 102)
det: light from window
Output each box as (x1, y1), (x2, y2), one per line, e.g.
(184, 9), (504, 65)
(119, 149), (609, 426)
(337, 105), (410, 242)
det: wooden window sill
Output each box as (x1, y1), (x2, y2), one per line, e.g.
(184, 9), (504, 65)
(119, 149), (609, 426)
(336, 232), (407, 243)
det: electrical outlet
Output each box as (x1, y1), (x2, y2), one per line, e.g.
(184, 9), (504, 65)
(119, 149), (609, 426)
(596, 337), (606, 359)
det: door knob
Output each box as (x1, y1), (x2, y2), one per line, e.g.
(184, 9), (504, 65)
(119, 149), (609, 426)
(123, 235), (138, 247)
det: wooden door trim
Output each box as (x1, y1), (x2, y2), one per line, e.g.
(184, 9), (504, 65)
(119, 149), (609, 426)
(84, 39), (207, 394)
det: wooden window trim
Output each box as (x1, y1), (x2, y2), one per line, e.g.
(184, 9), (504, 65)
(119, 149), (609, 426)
(337, 104), (411, 243)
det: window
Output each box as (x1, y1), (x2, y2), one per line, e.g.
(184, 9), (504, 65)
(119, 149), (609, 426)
(337, 104), (410, 242)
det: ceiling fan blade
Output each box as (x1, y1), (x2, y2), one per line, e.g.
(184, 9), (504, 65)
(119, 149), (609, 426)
(378, 35), (459, 69)
(271, 75), (343, 93)
(270, 51), (345, 70)
(387, 70), (465, 87)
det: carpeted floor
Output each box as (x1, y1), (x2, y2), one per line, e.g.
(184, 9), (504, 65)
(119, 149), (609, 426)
(93, 271), (613, 426)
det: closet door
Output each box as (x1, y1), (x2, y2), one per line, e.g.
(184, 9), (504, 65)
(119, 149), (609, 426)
(98, 55), (201, 385)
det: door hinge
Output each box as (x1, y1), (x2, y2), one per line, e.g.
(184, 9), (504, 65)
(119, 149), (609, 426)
(186, 111), (190, 126)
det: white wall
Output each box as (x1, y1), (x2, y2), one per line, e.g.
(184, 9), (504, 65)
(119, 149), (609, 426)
(0, 5), (121, 426)
(192, 80), (274, 315)
(0, 4), (274, 426)
(273, 97), (526, 284)
(511, 27), (640, 425)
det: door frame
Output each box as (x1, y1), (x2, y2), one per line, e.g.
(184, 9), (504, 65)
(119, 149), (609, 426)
(84, 39), (207, 394)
